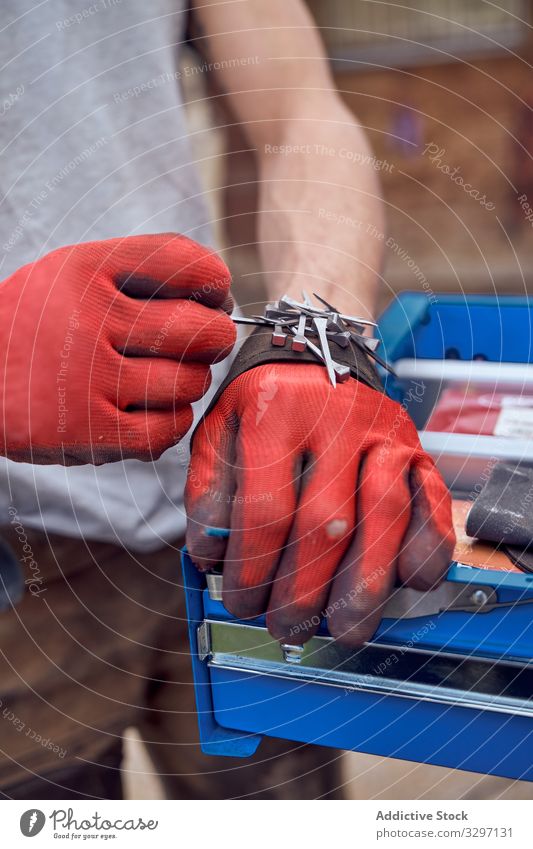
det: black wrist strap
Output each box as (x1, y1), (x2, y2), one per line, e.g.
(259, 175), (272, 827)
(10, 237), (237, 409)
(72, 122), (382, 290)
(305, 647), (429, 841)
(202, 325), (383, 417)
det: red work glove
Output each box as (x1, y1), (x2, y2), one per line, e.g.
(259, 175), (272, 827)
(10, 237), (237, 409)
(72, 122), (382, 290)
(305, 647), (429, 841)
(0, 233), (235, 464)
(186, 363), (455, 647)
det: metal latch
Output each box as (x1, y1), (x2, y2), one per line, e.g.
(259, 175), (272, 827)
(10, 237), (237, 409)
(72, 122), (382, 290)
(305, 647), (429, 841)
(205, 570), (516, 618)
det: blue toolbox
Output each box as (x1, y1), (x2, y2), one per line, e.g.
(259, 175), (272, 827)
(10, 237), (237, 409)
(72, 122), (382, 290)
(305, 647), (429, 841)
(182, 293), (533, 780)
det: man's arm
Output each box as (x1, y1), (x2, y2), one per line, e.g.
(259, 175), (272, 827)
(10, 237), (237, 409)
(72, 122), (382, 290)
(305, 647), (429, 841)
(191, 0), (384, 320)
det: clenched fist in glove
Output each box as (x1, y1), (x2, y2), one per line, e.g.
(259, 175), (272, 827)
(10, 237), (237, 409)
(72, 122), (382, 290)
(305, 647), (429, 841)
(186, 331), (455, 647)
(0, 233), (235, 465)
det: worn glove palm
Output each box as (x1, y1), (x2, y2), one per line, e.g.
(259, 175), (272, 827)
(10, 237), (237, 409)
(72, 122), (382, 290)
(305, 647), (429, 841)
(0, 233), (235, 464)
(186, 363), (455, 646)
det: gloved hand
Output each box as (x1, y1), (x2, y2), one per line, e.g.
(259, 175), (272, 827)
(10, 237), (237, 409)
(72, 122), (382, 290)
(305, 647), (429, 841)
(0, 233), (235, 465)
(186, 363), (455, 647)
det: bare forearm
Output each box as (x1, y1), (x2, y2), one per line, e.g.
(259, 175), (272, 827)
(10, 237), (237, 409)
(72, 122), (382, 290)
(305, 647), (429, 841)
(192, 0), (384, 318)
(256, 105), (384, 319)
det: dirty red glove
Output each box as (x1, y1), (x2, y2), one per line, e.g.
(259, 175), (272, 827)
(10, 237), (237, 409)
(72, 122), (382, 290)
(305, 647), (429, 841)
(0, 233), (235, 464)
(186, 363), (455, 646)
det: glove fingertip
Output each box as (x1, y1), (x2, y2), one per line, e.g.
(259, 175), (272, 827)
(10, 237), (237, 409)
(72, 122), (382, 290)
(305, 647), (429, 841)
(397, 463), (455, 588)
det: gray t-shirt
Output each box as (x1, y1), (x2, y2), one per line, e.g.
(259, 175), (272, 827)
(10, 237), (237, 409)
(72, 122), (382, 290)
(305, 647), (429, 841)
(0, 0), (227, 550)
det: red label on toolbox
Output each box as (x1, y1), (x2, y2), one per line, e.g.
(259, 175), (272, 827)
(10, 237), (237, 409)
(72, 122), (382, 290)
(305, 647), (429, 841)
(426, 385), (533, 437)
